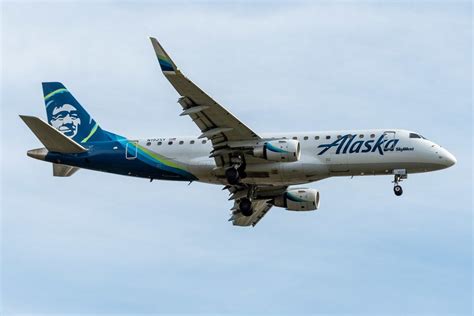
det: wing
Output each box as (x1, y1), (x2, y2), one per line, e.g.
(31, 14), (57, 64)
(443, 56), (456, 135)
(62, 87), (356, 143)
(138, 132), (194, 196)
(226, 184), (288, 227)
(150, 38), (262, 167)
(150, 37), (260, 143)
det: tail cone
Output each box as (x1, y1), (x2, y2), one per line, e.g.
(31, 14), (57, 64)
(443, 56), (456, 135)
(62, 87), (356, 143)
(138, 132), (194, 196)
(27, 148), (48, 160)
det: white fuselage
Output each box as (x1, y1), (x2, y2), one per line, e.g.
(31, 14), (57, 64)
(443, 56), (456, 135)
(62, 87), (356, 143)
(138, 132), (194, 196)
(134, 129), (456, 186)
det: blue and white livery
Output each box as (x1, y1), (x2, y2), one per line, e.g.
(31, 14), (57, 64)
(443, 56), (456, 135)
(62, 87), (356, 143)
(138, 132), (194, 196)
(20, 38), (456, 227)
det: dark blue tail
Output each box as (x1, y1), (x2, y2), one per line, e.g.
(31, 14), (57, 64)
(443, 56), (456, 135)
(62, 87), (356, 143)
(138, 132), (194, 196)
(42, 82), (118, 143)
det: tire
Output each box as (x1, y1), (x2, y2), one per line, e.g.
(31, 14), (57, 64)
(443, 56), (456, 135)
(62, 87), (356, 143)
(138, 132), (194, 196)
(394, 185), (403, 196)
(239, 198), (253, 216)
(225, 167), (240, 185)
(237, 164), (247, 179)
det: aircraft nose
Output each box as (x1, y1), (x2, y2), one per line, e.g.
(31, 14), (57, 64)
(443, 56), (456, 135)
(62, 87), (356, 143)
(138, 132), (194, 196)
(444, 150), (457, 167)
(438, 147), (456, 168)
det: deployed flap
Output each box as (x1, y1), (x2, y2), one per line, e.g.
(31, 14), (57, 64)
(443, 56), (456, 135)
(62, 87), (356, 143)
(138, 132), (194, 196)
(53, 163), (80, 177)
(20, 115), (87, 154)
(150, 37), (260, 150)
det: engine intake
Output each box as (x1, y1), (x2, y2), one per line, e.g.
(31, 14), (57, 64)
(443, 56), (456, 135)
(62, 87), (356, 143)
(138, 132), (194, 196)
(253, 139), (301, 162)
(273, 188), (320, 211)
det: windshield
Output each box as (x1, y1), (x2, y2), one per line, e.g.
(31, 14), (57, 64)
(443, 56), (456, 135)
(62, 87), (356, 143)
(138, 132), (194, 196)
(409, 133), (427, 140)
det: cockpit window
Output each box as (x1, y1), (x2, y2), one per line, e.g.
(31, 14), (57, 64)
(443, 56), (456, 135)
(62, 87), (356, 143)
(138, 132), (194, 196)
(409, 133), (421, 139)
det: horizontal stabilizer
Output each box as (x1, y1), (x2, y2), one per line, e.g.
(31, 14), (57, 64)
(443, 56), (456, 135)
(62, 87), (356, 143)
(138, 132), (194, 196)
(20, 115), (87, 154)
(53, 163), (80, 177)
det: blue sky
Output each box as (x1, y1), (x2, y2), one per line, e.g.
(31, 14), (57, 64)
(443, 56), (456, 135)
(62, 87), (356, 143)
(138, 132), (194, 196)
(1, 1), (472, 315)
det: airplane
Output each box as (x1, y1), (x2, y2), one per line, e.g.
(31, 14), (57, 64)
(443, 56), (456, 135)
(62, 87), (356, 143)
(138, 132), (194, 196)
(20, 37), (457, 227)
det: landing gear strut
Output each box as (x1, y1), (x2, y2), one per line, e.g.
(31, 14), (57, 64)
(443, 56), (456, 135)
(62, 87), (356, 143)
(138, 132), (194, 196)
(392, 169), (407, 196)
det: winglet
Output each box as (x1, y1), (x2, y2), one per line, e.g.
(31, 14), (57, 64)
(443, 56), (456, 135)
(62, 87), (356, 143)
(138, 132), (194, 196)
(150, 37), (178, 72)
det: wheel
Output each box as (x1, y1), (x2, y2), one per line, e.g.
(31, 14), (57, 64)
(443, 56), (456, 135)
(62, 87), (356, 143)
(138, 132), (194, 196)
(225, 167), (240, 185)
(239, 198), (253, 216)
(237, 164), (247, 179)
(394, 185), (403, 196)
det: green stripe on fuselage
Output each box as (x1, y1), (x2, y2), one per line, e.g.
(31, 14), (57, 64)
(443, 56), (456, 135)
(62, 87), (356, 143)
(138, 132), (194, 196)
(135, 144), (182, 170)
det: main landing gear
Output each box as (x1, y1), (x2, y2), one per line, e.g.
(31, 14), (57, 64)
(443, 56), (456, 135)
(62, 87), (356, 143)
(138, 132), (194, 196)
(225, 158), (252, 216)
(225, 167), (240, 185)
(239, 197), (253, 216)
(225, 161), (247, 185)
(392, 169), (407, 197)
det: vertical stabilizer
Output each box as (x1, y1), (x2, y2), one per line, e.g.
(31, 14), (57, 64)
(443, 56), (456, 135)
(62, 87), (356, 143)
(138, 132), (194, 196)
(42, 82), (112, 143)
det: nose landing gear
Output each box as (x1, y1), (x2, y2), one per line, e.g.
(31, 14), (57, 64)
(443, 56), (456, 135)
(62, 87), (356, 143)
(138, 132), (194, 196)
(392, 169), (407, 196)
(393, 184), (403, 196)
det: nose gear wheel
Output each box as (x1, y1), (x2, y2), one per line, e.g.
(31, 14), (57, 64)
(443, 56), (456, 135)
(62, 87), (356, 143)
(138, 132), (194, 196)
(392, 171), (407, 196)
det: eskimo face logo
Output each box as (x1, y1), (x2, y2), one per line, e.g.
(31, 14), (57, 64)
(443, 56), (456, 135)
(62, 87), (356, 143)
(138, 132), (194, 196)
(49, 103), (81, 138)
(317, 134), (400, 156)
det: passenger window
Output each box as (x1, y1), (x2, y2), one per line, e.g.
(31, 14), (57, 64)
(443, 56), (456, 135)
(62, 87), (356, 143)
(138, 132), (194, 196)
(359, 134), (364, 138)
(190, 140), (195, 144)
(157, 141), (162, 146)
(337, 135), (341, 139)
(292, 136), (298, 140)
(315, 136), (320, 140)
(179, 140), (184, 145)
(202, 140), (207, 144)
(146, 141), (151, 146)
(370, 134), (375, 138)
(168, 141), (173, 145)
(326, 135), (331, 140)
(409, 133), (421, 139)
(304, 136), (308, 140)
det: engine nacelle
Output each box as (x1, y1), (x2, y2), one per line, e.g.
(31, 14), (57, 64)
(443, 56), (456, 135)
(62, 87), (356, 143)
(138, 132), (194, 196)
(274, 188), (320, 211)
(253, 139), (301, 162)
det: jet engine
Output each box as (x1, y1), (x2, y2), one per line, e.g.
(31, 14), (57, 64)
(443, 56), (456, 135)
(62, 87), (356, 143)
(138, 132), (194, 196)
(273, 188), (320, 211)
(253, 139), (301, 162)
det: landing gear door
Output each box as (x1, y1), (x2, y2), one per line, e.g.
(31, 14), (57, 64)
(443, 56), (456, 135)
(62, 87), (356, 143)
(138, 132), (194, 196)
(384, 131), (396, 141)
(126, 141), (138, 160)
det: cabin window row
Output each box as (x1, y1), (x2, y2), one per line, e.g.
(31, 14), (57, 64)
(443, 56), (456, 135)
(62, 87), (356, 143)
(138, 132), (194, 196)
(146, 133), (379, 146)
(146, 139), (208, 146)
(293, 134), (376, 141)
